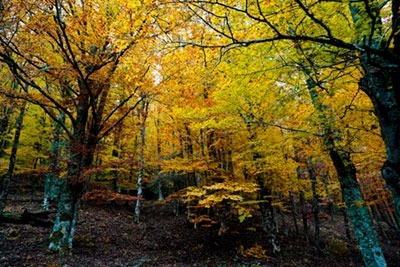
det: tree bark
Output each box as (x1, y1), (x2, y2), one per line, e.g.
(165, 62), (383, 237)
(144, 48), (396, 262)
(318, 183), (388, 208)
(135, 123), (145, 223)
(257, 175), (280, 253)
(348, 0), (400, 228)
(135, 100), (149, 223)
(48, 87), (89, 253)
(359, 65), (400, 226)
(43, 113), (65, 211)
(48, 178), (79, 253)
(329, 147), (386, 267)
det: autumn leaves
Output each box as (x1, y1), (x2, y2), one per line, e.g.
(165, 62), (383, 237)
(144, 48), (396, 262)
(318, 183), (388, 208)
(0, 1), (398, 265)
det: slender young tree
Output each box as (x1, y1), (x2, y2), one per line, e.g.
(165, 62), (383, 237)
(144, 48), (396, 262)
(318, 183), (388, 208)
(0, 100), (26, 213)
(154, 117), (165, 201)
(0, 78), (15, 158)
(307, 156), (320, 251)
(135, 97), (150, 223)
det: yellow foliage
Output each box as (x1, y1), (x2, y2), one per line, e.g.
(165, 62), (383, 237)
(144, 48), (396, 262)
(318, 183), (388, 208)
(237, 243), (268, 259)
(182, 181), (259, 227)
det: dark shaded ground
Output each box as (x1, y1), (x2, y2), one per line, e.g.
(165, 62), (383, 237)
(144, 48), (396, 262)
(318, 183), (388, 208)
(1, 182), (400, 266)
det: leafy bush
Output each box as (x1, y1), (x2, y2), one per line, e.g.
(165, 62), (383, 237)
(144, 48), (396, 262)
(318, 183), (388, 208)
(325, 237), (349, 255)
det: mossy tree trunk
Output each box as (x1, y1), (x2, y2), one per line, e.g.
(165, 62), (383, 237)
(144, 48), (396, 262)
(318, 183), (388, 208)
(349, 0), (400, 228)
(48, 178), (78, 252)
(43, 113), (65, 211)
(329, 147), (386, 267)
(304, 66), (387, 266)
(48, 84), (90, 253)
(48, 133), (89, 253)
(361, 64), (400, 227)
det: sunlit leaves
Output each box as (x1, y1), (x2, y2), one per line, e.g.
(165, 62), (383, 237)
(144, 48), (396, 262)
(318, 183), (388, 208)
(184, 181), (259, 225)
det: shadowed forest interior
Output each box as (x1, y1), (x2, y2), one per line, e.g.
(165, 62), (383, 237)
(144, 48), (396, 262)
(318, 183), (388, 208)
(1, 0), (400, 266)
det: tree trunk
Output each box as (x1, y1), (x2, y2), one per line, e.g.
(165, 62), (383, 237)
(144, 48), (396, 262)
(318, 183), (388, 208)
(371, 204), (389, 242)
(183, 123), (196, 187)
(289, 191), (299, 234)
(156, 172), (164, 201)
(48, 178), (79, 253)
(321, 169), (334, 221)
(48, 128), (87, 253)
(297, 166), (309, 241)
(257, 175), (280, 253)
(48, 88), (89, 253)
(135, 100), (149, 223)
(0, 102), (26, 214)
(305, 66), (387, 266)
(329, 148), (386, 267)
(43, 113), (65, 211)
(308, 157), (320, 250)
(0, 103), (13, 158)
(349, 0), (400, 228)
(277, 206), (288, 236)
(135, 122), (145, 223)
(155, 118), (164, 201)
(360, 66), (400, 226)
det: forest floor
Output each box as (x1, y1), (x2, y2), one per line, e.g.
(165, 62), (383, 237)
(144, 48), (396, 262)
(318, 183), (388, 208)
(1, 181), (400, 266)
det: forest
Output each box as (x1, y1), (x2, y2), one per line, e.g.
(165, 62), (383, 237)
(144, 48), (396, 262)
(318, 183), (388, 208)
(1, 0), (400, 266)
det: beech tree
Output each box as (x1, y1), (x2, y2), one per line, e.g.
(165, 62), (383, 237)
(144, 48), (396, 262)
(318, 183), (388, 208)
(134, 96), (150, 223)
(0, 0), (158, 253)
(302, 62), (386, 265)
